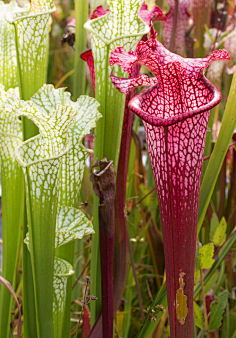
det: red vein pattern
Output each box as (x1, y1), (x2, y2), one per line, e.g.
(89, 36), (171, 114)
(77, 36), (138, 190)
(109, 26), (230, 338)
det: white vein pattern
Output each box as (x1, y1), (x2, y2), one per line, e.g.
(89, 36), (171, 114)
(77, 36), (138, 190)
(53, 256), (74, 337)
(25, 206), (95, 249)
(0, 85), (22, 172)
(84, 0), (150, 170)
(30, 85), (102, 207)
(53, 257), (74, 313)
(5, 1), (55, 98)
(85, 0), (149, 88)
(16, 84), (101, 331)
(0, 0), (23, 90)
(14, 93), (79, 336)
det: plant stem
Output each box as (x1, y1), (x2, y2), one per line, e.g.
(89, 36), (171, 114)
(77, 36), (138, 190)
(73, 0), (88, 98)
(128, 235), (145, 321)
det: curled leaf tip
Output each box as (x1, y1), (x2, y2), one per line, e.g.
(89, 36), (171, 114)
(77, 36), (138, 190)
(110, 71), (157, 95)
(110, 27), (230, 81)
(139, 3), (166, 26)
(109, 48), (138, 73)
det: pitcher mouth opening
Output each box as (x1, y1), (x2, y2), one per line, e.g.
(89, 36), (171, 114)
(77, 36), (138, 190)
(128, 75), (221, 128)
(15, 134), (71, 168)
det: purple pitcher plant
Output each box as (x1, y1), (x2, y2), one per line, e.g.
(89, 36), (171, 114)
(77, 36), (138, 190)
(110, 26), (230, 337)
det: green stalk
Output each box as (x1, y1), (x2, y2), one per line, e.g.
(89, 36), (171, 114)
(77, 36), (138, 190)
(0, 174), (24, 338)
(73, 0), (88, 98)
(0, 2), (24, 337)
(0, 91), (24, 338)
(202, 107), (215, 178)
(84, 0), (149, 322)
(71, 0), (88, 316)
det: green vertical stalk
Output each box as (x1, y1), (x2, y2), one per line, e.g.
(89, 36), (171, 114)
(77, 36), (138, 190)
(73, 0), (88, 98)
(0, 2), (23, 337)
(202, 107), (215, 178)
(0, 88), (24, 338)
(84, 0), (150, 322)
(71, 0), (88, 317)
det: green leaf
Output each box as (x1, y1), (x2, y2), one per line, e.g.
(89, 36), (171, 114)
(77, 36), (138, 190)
(204, 271), (219, 295)
(199, 243), (215, 269)
(139, 183), (152, 208)
(212, 217), (227, 246)
(198, 69), (236, 234)
(209, 290), (228, 332)
(194, 301), (204, 330)
(210, 212), (219, 241)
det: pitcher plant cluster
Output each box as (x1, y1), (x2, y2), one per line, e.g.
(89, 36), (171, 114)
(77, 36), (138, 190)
(0, 0), (236, 338)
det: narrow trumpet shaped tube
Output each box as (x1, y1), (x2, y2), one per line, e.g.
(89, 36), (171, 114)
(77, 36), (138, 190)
(110, 27), (230, 337)
(15, 101), (79, 338)
(29, 84), (101, 338)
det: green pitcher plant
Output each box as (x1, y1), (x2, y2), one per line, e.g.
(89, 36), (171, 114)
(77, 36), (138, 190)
(84, 0), (151, 322)
(5, 0), (55, 138)
(10, 85), (99, 337)
(24, 84), (102, 337)
(0, 85), (24, 338)
(3, 1), (56, 336)
(14, 97), (78, 338)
